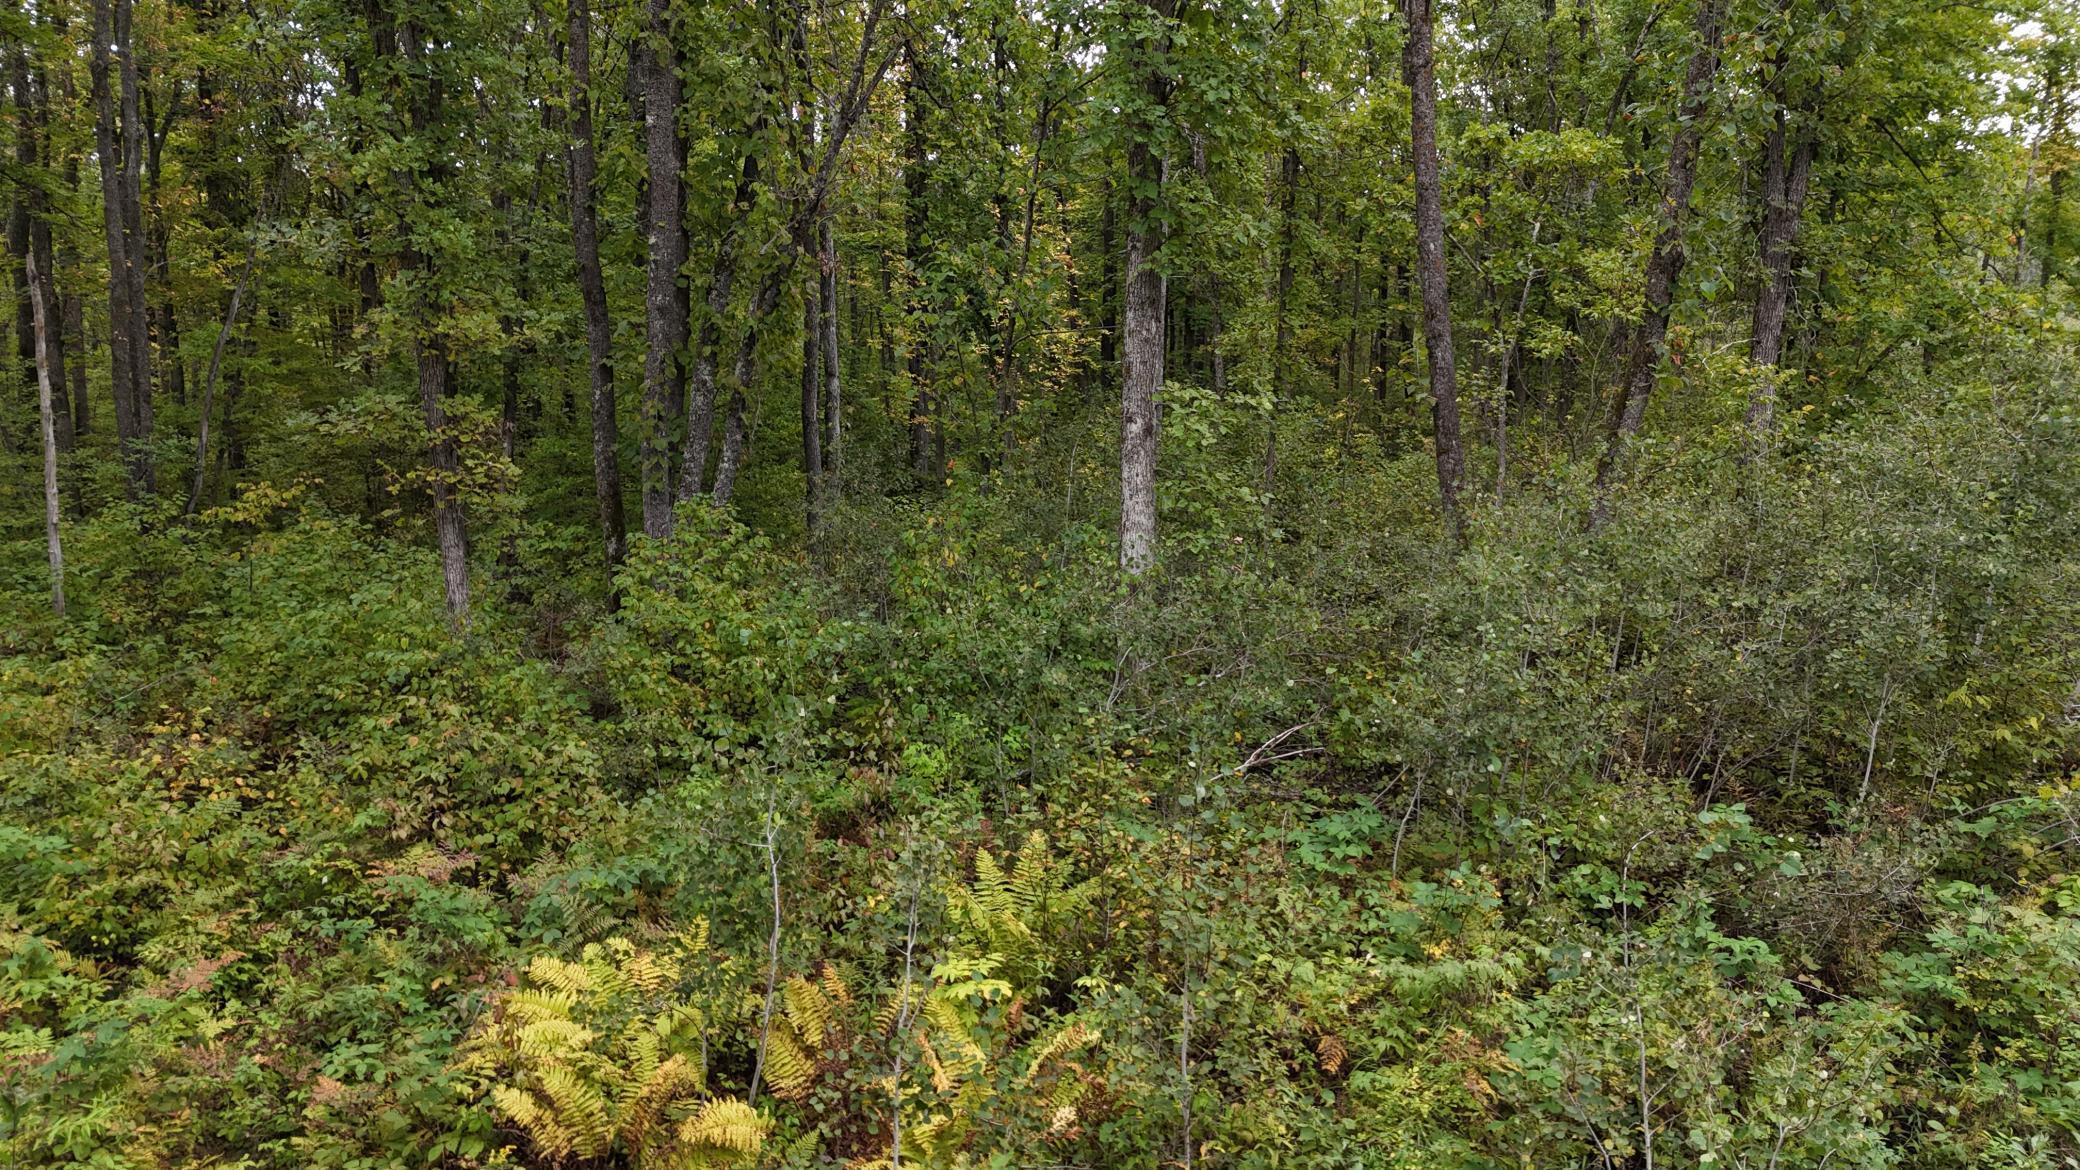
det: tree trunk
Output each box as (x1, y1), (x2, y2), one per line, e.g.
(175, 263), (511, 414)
(9, 47), (36, 400)
(566, 0), (628, 580)
(637, 0), (689, 538)
(1404, 0), (1466, 540)
(184, 237), (256, 517)
(821, 214), (841, 478)
(26, 253), (64, 615)
(398, 3), (469, 624)
(802, 273), (823, 532)
(1098, 180), (1118, 373)
(90, 0), (151, 492)
(903, 44), (936, 483)
(13, 50), (71, 452)
(1119, 0), (1174, 576)
(1266, 144), (1299, 491)
(116, 0), (153, 469)
(678, 151), (758, 502)
(1745, 104), (1814, 435)
(143, 83), (182, 407)
(1592, 0), (1725, 526)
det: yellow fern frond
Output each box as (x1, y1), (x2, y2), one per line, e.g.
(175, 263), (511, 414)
(820, 962), (854, 1007)
(762, 1029), (819, 1101)
(625, 949), (671, 995)
(528, 955), (593, 996)
(619, 1052), (698, 1154)
(1019, 1021), (1097, 1083)
(781, 974), (833, 1047)
(516, 1017), (596, 1059)
(1315, 1032), (1347, 1076)
(677, 1097), (768, 1155)
(538, 1064), (614, 1158)
(503, 987), (582, 1024)
(676, 917), (711, 958)
(490, 1085), (571, 1161)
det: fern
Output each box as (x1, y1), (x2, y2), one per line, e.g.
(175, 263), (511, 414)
(467, 922), (767, 1169)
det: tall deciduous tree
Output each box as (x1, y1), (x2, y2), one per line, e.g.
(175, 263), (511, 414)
(1118, 0), (1175, 576)
(638, 0), (689, 538)
(565, 0), (628, 582)
(1593, 0), (1727, 525)
(1403, 0), (1465, 540)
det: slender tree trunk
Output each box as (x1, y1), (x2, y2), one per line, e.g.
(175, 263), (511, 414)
(1266, 144), (1299, 491)
(8, 50), (30, 400)
(143, 84), (182, 407)
(27, 253), (63, 616)
(1404, 0), (1466, 540)
(821, 214), (841, 479)
(185, 237), (256, 516)
(1745, 105), (1814, 435)
(13, 51), (71, 451)
(91, 0), (150, 492)
(679, 152), (758, 502)
(637, 0), (689, 538)
(1592, 0), (1725, 526)
(903, 45), (936, 482)
(116, 0), (153, 465)
(54, 30), (87, 438)
(1098, 180), (1118, 373)
(63, 290), (87, 439)
(802, 273), (823, 532)
(1119, 0), (1175, 576)
(398, 4), (469, 624)
(566, 0), (628, 580)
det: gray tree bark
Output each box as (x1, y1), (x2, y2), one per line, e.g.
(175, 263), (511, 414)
(1592, 0), (1726, 526)
(1404, 0), (1466, 539)
(1119, 0), (1174, 576)
(637, 0), (688, 538)
(566, 0), (628, 580)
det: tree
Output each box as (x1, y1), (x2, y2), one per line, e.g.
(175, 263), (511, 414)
(26, 250), (64, 616)
(1592, 0), (1727, 525)
(1402, 0), (1465, 540)
(637, 0), (689, 539)
(90, 0), (153, 492)
(1118, 0), (1176, 576)
(566, 0), (629, 583)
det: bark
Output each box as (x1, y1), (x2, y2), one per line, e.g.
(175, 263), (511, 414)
(26, 253), (63, 616)
(821, 215), (841, 477)
(399, 4), (469, 624)
(56, 36), (86, 437)
(9, 47), (34, 398)
(143, 83), (182, 406)
(802, 272), (823, 532)
(712, 271), (784, 507)
(677, 150), (758, 501)
(91, 0), (152, 492)
(903, 44), (936, 482)
(184, 236), (256, 517)
(637, 0), (689, 538)
(1119, 0), (1174, 576)
(116, 0), (153, 457)
(1592, 0), (1726, 526)
(1097, 180), (1118, 371)
(1404, 0), (1466, 540)
(63, 291), (87, 438)
(1745, 104), (1814, 434)
(14, 51), (71, 451)
(566, 0), (628, 578)
(1267, 144), (1299, 491)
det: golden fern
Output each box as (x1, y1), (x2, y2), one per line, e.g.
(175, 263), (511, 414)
(466, 922), (767, 1170)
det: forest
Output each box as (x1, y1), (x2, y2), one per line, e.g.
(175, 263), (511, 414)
(2, 0), (2079, 1163)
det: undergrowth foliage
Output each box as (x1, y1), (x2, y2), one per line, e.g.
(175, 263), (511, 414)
(2, 364), (2078, 1167)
